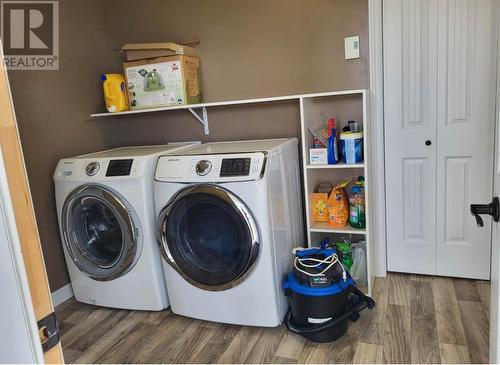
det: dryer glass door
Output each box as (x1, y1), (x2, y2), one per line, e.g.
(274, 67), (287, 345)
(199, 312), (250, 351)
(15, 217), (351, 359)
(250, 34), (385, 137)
(158, 184), (260, 291)
(62, 185), (139, 281)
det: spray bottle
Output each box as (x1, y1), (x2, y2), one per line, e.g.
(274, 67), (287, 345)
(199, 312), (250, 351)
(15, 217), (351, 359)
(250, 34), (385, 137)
(327, 115), (338, 164)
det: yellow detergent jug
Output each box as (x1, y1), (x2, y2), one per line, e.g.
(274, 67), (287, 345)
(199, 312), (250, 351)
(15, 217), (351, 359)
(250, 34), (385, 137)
(101, 74), (129, 112)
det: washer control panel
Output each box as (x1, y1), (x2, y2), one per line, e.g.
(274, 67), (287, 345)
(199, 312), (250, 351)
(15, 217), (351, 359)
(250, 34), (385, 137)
(55, 157), (143, 180)
(155, 152), (266, 182)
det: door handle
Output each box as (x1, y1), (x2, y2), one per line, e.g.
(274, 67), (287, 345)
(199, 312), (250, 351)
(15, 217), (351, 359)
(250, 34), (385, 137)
(470, 197), (500, 227)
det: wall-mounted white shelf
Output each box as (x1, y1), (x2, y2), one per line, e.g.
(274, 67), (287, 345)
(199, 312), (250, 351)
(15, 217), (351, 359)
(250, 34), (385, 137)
(90, 89), (367, 135)
(299, 89), (373, 295)
(306, 163), (365, 170)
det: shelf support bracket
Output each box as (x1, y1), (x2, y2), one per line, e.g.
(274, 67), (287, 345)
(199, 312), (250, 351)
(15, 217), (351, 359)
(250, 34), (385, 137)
(188, 107), (209, 135)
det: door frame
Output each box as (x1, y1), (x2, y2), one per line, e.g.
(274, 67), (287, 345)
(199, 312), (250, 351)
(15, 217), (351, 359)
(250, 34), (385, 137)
(368, 0), (387, 277)
(489, 4), (500, 362)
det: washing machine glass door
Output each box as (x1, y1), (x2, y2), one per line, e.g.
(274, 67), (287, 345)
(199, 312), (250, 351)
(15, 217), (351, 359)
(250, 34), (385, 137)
(62, 185), (139, 281)
(158, 184), (260, 291)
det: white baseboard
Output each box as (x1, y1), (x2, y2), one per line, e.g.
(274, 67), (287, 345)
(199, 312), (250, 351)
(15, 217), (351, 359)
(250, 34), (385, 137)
(51, 283), (74, 308)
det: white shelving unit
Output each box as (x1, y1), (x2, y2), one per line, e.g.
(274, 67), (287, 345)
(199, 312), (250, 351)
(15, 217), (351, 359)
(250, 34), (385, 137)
(91, 89), (373, 294)
(299, 90), (373, 295)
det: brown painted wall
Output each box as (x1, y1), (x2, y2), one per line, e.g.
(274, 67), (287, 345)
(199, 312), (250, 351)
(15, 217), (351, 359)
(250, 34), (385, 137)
(103, 0), (369, 101)
(9, 0), (368, 291)
(7, 0), (121, 290)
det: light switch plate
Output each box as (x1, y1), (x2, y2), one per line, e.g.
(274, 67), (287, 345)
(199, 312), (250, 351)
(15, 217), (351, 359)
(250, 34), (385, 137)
(344, 36), (360, 60)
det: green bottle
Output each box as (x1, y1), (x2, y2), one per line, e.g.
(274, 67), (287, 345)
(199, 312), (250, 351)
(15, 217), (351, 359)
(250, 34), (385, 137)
(336, 241), (353, 270)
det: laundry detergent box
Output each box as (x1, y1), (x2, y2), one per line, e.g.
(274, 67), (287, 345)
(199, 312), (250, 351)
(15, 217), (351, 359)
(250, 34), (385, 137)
(312, 193), (329, 222)
(123, 55), (202, 110)
(311, 183), (332, 222)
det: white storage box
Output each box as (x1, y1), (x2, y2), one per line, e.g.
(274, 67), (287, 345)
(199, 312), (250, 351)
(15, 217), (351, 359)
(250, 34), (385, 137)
(309, 148), (328, 165)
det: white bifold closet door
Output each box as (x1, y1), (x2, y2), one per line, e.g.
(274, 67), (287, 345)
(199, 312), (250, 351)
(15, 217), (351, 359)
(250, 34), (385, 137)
(384, 0), (497, 279)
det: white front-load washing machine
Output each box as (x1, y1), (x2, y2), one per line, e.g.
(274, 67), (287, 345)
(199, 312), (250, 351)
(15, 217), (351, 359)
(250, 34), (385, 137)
(154, 138), (304, 326)
(54, 143), (198, 310)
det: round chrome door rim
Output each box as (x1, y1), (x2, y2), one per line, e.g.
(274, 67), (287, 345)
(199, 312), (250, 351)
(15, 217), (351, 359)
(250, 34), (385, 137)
(157, 184), (261, 291)
(61, 184), (140, 281)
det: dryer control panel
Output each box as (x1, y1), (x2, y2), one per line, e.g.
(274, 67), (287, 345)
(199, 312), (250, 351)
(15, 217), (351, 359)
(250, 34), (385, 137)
(155, 152), (266, 182)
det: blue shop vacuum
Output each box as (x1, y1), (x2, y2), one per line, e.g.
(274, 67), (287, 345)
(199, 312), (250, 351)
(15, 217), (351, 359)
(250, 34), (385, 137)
(283, 239), (375, 343)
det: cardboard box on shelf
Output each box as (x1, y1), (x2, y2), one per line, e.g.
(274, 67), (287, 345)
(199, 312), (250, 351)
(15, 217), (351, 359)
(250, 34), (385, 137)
(311, 183), (332, 223)
(121, 42), (198, 62)
(312, 193), (329, 222)
(124, 55), (202, 110)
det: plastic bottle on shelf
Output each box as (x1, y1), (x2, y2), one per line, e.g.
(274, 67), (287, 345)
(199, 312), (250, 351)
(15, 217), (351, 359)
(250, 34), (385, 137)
(349, 176), (365, 229)
(336, 239), (353, 270)
(101, 74), (129, 113)
(327, 115), (338, 164)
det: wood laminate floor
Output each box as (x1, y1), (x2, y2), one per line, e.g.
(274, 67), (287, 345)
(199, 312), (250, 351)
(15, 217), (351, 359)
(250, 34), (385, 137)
(56, 273), (490, 364)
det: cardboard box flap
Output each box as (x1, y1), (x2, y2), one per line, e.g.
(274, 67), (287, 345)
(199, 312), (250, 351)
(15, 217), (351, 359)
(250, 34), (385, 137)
(121, 42), (198, 61)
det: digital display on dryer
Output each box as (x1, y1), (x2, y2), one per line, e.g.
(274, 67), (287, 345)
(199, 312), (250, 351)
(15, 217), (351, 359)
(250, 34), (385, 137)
(220, 158), (251, 177)
(106, 159), (133, 176)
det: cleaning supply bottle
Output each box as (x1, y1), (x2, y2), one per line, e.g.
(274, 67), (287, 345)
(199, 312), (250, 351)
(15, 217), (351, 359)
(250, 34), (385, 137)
(327, 115), (338, 164)
(101, 74), (129, 113)
(336, 240), (353, 270)
(349, 177), (366, 229)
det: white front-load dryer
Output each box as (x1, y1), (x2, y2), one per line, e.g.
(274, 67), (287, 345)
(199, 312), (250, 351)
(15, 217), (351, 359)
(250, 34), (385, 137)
(54, 143), (199, 310)
(154, 139), (304, 326)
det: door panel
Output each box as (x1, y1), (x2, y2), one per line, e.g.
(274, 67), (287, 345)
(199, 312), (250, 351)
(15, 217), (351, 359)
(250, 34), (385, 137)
(436, 0), (496, 279)
(384, 0), (497, 278)
(0, 150), (42, 362)
(384, 0), (438, 274)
